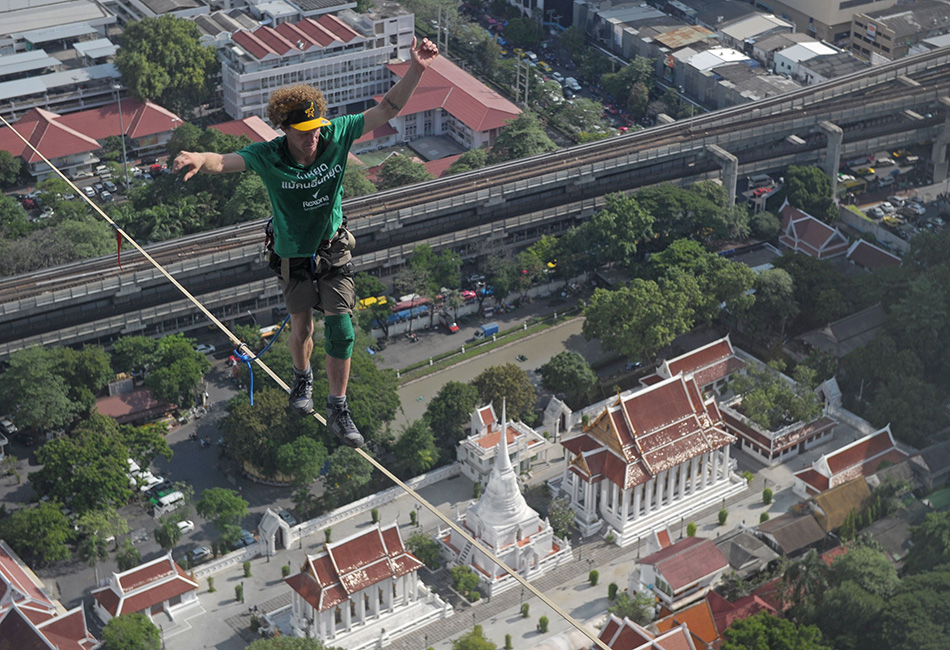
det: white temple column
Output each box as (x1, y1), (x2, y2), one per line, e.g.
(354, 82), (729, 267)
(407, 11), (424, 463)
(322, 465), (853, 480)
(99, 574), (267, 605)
(344, 601), (352, 631)
(357, 590), (366, 621)
(691, 456), (700, 493)
(317, 610), (326, 638)
(679, 462), (687, 499)
(621, 487), (630, 522)
(702, 452), (711, 488)
(656, 471), (665, 507)
(611, 483), (619, 513)
(645, 479), (654, 514)
(633, 485), (641, 520)
(723, 444), (731, 475)
(713, 449), (721, 483)
(384, 583), (394, 611)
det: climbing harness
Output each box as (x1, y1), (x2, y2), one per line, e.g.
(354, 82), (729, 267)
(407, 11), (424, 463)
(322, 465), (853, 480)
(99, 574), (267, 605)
(0, 113), (611, 650)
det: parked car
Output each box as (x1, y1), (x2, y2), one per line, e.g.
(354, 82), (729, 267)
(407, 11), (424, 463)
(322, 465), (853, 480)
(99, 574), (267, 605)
(99, 191), (114, 202)
(278, 510), (298, 526)
(0, 418), (17, 436)
(552, 71), (564, 84)
(879, 201), (895, 214)
(176, 520), (195, 534)
(102, 180), (117, 193)
(878, 176), (895, 187)
(187, 546), (212, 564)
(82, 186), (96, 199)
(229, 529), (256, 550)
(195, 343), (216, 354)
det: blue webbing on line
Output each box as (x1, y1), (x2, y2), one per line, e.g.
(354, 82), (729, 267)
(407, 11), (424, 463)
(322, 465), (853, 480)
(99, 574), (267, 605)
(233, 314), (290, 405)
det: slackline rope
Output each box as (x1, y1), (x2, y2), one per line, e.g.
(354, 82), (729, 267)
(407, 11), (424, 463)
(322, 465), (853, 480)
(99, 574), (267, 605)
(0, 112), (611, 650)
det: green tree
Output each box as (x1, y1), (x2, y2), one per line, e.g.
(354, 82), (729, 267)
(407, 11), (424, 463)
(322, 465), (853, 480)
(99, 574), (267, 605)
(489, 112), (557, 163)
(376, 154), (435, 190)
(154, 516), (183, 551)
(76, 507), (128, 568)
(424, 381), (479, 444)
(547, 497), (575, 539)
(451, 624), (496, 650)
(583, 276), (698, 363)
(608, 590), (655, 625)
(323, 446), (374, 509)
(539, 351), (597, 408)
(471, 364), (537, 423)
(407, 243), (461, 297)
(102, 612), (161, 650)
(446, 148), (490, 175)
(0, 194), (30, 238)
(505, 16), (541, 46)
(751, 211), (781, 240)
(782, 165), (837, 223)
(876, 567), (950, 650)
(722, 611), (831, 650)
(686, 522), (697, 537)
(829, 544), (899, 598)
(405, 531), (442, 570)
(781, 549), (829, 623)
(394, 420), (439, 476)
(115, 16), (217, 116)
(904, 511), (950, 574)
(0, 149), (21, 187)
(342, 165), (377, 197)
(196, 487), (248, 537)
(31, 415), (134, 514)
(145, 333), (210, 406)
(220, 174), (270, 226)
(247, 638), (338, 650)
(0, 502), (73, 567)
(451, 565), (481, 594)
(731, 360), (822, 430)
(601, 57), (655, 107)
(116, 538), (142, 571)
(112, 335), (157, 374)
(276, 436), (328, 485)
(584, 192), (654, 267)
(0, 346), (83, 432)
(748, 268), (798, 338)
(122, 423), (174, 469)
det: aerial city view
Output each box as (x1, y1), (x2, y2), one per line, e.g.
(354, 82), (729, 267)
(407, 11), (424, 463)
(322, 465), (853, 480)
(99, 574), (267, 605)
(1, 0), (950, 648)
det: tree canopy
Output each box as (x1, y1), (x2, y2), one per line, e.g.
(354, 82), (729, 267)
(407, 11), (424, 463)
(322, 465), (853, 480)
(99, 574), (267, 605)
(144, 334), (210, 406)
(115, 16), (217, 116)
(471, 363), (537, 423)
(424, 381), (480, 445)
(394, 420), (439, 477)
(101, 613), (162, 650)
(723, 611), (831, 650)
(539, 351), (597, 408)
(0, 502), (73, 567)
(782, 165), (837, 223)
(489, 112), (557, 163)
(376, 154), (435, 190)
(196, 487), (248, 536)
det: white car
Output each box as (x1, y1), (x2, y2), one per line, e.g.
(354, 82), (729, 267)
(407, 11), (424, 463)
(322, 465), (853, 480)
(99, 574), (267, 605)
(0, 418), (17, 436)
(879, 202), (895, 214)
(176, 520), (195, 534)
(195, 343), (216, 354)
(887, 195), (905, 207)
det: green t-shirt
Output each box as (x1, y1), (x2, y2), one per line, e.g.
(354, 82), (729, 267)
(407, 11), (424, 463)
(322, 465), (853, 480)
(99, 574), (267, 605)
(236, 113), (364, 259)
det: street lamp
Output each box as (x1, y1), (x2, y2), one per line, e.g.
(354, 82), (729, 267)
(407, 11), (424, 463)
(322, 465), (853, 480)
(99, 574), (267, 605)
(112, 84), (130, 192)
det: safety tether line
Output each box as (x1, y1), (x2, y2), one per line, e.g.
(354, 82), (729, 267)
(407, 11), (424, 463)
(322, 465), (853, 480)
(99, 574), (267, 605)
(1, 113), (611, 650)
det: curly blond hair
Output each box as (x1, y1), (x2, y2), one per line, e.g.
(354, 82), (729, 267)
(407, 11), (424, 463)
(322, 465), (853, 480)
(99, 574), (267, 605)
(266, 84), (328, 128)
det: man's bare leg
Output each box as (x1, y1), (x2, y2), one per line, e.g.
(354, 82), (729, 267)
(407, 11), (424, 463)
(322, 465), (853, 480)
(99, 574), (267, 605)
(325, 355), (350, 397)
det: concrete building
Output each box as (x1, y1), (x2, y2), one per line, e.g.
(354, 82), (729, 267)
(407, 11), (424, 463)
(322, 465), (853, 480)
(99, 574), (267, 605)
(639, 336), (746, 396)
(793, 426), (909, 497)
(557, 373), (745, 546)
(0, 540), (98, 649)
(284, 523), (449, 648)
(220, 8), (414, 122)
(0, 0), (116, 55)
(632, 536), (730, 611)
(718, 12), (794, 52)
(92, 553), (200, 624)
(773, 41), (837, 78)
(458, 403), (549, 486)
(851, 0), (950, 62)
(750, 0), (898, 45)
(442, 404), (571, 596)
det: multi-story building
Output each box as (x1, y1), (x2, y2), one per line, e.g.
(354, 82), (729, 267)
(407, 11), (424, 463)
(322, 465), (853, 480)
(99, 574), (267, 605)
(751, 0), (899, 45)
(457, 403), (549, 486)
(220, 8), (414, 122)
(851, 0), (950, 62)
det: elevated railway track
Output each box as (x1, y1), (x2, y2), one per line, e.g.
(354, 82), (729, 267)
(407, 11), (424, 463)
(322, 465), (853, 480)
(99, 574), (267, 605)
(1, 47), (949, 356)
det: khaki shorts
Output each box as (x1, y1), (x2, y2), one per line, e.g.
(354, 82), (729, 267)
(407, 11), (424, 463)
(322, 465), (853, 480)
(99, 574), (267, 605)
(272, 228), (356, 316)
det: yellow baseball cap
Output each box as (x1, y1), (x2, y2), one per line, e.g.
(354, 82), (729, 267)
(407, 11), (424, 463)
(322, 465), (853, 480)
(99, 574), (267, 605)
(284, 100), (331, 131)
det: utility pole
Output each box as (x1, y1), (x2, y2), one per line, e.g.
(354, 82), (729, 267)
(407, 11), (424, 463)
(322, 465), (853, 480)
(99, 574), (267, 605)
(516, 57), (530, 107)
(437, 6), (449, 57)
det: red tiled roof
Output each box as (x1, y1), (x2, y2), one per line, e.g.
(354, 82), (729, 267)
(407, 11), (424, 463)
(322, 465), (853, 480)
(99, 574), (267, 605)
(96, 388), (175, 424)
(779, 203), (848, 259)
(211, 116), (280, 143)
(385, 57), (521, 132)
(0, 542), (53, 612)
(318, 13), (360, 42)
(706, 590), (777, 634)
(825, 428), (905, 477)
(666, 338), (734, 378)
(476, 424), (523, 450)
(477, 404), (495, 427)
(846, 240), (901, 270)
(657, 530), (672, 549)
(424, 153), (463, 178)
(642, 537), (729, 591)
(0, 607), (51, 650)
(294, 17), (341, 47)
(571, 376), (733, 490)
(290, 524), (423, 612)
(0, 108), (100, 163)
(654, 598), (719, 646)
(58, 100), (182, 141)
(793, 468), (828, 493)
(354, 121), (398, 144)
(92, 556), (196, 618)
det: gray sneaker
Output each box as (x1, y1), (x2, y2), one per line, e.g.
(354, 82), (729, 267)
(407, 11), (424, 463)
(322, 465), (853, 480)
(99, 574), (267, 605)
(289, 370), (313, 416)
(326, 400), (364, 448)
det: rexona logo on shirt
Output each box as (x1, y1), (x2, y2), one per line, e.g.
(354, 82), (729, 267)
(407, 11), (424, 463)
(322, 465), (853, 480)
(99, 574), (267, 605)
(281, 163), (344, 213)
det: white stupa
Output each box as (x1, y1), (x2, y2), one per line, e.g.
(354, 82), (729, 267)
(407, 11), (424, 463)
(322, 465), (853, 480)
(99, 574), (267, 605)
(443, 401), (572, 596)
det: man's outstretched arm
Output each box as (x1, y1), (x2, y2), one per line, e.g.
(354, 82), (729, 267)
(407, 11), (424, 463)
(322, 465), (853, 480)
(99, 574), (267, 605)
(172, 151), (246, 181)
(362, 37), (440, 134)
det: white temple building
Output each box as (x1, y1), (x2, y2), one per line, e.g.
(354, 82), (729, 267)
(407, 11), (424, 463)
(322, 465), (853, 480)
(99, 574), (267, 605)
(440, 403), (572, 596)
(284, 523), (451, 649)
(458, 402), (551, 485)
(558, 374), (747, 546)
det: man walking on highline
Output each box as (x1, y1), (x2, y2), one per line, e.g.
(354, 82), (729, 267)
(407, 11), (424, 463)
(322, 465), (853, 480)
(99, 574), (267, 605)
(173, 37), (440, 448)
